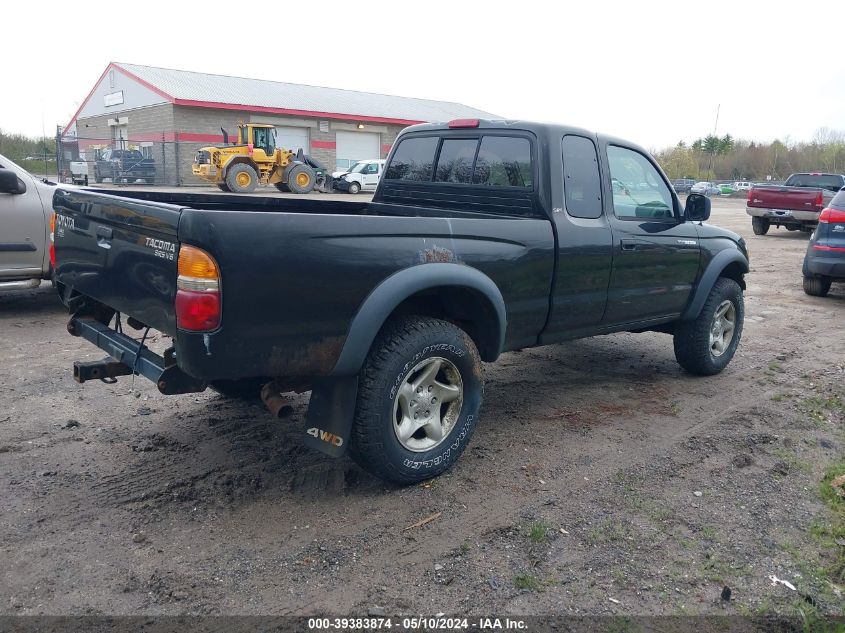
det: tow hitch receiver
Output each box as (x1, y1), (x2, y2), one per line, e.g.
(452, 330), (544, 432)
(73, 358), (133, 384)
(67, 316), (206, 395)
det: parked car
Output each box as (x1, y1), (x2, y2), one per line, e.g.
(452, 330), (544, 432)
(94, 149), (156, 184)
(671, 178), (696, 194)
(0, 153), (61, 291)
(719, 183), (736, 195)
(54, 118), (749, 484)
(733, 181), (753, 192)
(746, 172), (845, 235)
(331, 159), (385, 194)
(802, 188), (845, 297)
(691, 181), (721, 196)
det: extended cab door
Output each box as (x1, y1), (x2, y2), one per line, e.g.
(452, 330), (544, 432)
(541, 134), (613, 340)
(601, 144), (701, 325)
(0, 159), (48, 278)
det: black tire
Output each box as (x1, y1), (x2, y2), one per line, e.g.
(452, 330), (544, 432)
(673, 277), (744, 376)
(217, 183), (231, 192)
(274, 182), (291, 193)
(347, 181), (361, 195)
(349, 316), (483, 484)
(209, 378), (268, 400)
(286, 164), (316, 194)
(225, 163), (259, 193)
(803, 275), (831, 297)
(752, 217), (770, 235)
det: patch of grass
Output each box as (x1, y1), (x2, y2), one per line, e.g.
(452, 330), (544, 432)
(811, 462), (845, 585)
(586, 519), (628, 545)
(513, 573), (540, 590)
(799, 395), (845, 425)
(773, 447), (813, 474)
(513, 573), (541, 591)
(459, 540), (471, 554)
(769, 361), (784, 372)
(670, 401), (681, 416)
(772, 393), (786, 402)
(701, 525), (719, 541)
(527, 521), (550, 543)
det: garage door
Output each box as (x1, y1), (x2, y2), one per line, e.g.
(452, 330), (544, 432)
(336, 131), (380, 170)
(274, 126), (310, 154)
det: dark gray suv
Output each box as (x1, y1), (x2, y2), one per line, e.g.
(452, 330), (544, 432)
(803, 188), (845, 296)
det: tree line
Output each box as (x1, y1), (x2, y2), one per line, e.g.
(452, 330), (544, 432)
(654, 128), (845, 182)
(0, 129), (57, 162)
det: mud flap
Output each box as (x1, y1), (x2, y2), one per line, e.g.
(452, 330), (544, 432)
(303, 375), (359, 458)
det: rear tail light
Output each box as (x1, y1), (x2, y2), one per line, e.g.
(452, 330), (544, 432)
(175, 245), (221, 331)
(814, 191), (824, 210)
(818, 207), (845, 223)
(747, 188), (753, 203)
(49, 213), (56, 268)
(448, 119), (480, 128)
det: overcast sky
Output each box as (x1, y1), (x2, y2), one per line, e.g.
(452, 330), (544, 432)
(4, 0), (843, 150)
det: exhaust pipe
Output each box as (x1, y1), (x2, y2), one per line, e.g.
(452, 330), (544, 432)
(260, 381), (294, 418)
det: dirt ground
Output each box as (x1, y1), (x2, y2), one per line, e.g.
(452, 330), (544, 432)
(1, 197), (843, 618)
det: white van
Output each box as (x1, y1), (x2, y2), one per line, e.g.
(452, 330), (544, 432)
(331, 159), (385, 194)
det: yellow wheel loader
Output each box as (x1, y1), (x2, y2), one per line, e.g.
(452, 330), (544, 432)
(191, 123), (317, 194)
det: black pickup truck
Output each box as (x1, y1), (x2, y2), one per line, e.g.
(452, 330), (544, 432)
(93, 149), (156, 184)
(53, 119), (749, 484)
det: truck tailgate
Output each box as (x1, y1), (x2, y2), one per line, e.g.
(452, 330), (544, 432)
(748, 186), (821, 211)
(53, 188), (182, 335)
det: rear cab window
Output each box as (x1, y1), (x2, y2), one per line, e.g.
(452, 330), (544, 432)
(561, 135), (603, 219)
(385, 134), (534, 189)
(784, 174), (845, 192)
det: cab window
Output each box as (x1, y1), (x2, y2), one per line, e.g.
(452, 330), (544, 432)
(606, 145), (674, 220)
(384, 136), (438, 181)
(562, 135), (603, 219)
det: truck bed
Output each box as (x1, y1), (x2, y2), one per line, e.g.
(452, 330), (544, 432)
(53, 187), (554, 380)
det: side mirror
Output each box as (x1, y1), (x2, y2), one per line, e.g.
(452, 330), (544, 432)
(0, 168), (26, 195)
(685, 193), (711, 222)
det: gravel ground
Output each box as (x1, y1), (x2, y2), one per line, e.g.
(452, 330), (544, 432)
(0, 197), (843, 618)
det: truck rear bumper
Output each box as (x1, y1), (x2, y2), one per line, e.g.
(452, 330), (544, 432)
(746, 207), (819, 223)
(67, 316), (207, 395)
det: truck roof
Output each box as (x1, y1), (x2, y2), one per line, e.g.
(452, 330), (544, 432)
(400, 119), (652, 156)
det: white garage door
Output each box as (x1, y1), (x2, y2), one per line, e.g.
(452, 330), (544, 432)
(336, 131), (380, 170)
(274, 126), (310, 154)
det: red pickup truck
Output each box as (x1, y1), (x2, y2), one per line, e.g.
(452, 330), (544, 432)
(746, 173), (845, 235)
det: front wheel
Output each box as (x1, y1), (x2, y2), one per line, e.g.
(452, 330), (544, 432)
(286, 164), (316, 194)
(673, 277), (744, 376)
(347, 181), (361, 194)
(349, 316), (483, 484)
(803, 275), (831, 297)
(752, 216), (770, 235)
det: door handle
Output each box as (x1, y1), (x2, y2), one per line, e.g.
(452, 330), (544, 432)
(621, 238), (640, 251)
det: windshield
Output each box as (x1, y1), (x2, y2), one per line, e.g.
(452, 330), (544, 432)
(784, 174), (845, 192)
(348, 162), (366, 173)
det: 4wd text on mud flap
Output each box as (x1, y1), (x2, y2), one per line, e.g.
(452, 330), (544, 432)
(307, 427), (343, 447)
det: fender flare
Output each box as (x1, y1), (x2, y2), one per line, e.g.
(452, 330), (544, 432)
(329, 262), (507, 376)
(680, 249), (749, 321)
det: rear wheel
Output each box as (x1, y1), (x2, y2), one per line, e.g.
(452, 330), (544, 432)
(673, 277), (744, 376)
(347, 181), (361, 194)
(803, 275), (831, 297)
(752, 217), (770, 235)
(286, 164), (316, 194)
(349, 316), (483, 484)
(225, 163), (259, 193)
